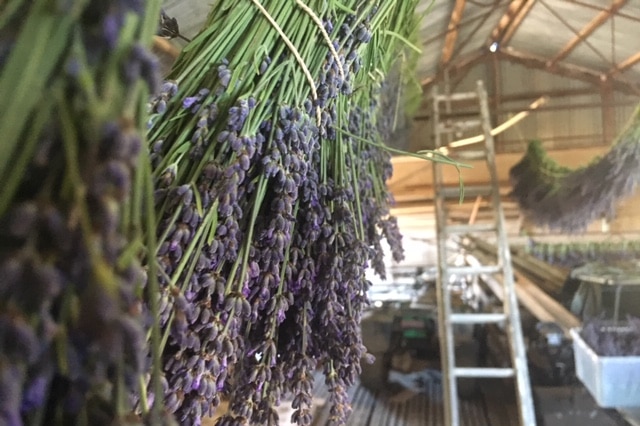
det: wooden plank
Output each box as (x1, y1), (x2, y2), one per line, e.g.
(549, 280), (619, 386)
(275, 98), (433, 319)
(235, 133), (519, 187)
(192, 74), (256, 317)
(421, 50), (486, 88)
(441, 0), (467, 66)
(515, 273), (581, 331)
(609, 52), (640, 76)
(550, 0), (626, 66)
(488, 0), (536, 46)
(497, 48), (640, 95)
(564, 0), (640, 23)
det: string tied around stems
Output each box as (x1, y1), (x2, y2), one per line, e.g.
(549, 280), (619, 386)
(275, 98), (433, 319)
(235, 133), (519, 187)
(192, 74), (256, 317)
(250, 0), (322, 126)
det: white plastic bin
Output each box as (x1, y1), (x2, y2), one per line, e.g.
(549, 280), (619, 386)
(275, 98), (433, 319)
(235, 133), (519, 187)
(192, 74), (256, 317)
(571, 328), (640, 407)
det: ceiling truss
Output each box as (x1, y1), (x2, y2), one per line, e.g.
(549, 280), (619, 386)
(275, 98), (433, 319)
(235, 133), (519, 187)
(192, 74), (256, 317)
(441, 0), (466, 67)
(498, 48), (640, 95)
(610, 52), (640, 76)
(422, 0), (640, 95)
(488, 0), (536, 47)
(549, 0), (627, 66)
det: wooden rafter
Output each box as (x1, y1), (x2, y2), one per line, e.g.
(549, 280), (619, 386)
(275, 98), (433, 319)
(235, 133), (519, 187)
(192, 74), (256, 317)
(422, 49), (485, 88)
(550, 0), (626, 66)
(413, 101), (639, 121)
(488, 0), (536, 47)
(565, 0), (640, 23)
(609, 52), (640, 76)
(441, 0), (467, 66)
(498, 48), (640, 95)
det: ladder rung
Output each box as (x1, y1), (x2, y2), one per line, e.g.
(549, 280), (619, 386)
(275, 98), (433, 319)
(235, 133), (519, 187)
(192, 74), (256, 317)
(450, 313), (506, 324)
(435, 92), (478, 102)
(453, 367), (514, 378)
(439, 185), (493, 199)
(437, 120), (482, 133)
(451, 150), (486, 161)
(446, 223), (496, 234)
(447, 265), (502, 276)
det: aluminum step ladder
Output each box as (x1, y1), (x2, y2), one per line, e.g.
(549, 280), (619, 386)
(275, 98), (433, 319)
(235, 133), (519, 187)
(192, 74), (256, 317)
(430, 80), (536, 426)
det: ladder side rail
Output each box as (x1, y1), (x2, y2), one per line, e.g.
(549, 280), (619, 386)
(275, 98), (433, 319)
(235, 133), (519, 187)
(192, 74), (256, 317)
(431, 85), (458, 426)
(476, 80), (537, 426)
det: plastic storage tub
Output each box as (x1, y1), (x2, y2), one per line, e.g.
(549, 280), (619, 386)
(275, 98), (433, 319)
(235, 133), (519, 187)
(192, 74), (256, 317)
(571, 328), (640, 407)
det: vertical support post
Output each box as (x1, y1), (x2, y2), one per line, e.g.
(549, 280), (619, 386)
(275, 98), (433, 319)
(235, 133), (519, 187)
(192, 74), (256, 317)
(601, 81), (615, 145)
(492, 54), (502, 148)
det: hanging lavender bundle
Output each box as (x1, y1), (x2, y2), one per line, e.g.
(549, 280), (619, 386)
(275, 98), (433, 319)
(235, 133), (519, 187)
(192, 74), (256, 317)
(0, 1), (169, 424)
(144, 1), (443, 424)
(526, 239), (640, 268)
(510, 105), (640, 232)
(582, 316), (640, 356)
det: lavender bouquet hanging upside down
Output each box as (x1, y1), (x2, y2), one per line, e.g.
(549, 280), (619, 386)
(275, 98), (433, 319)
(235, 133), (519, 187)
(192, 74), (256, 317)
(510, 104), (640, 233)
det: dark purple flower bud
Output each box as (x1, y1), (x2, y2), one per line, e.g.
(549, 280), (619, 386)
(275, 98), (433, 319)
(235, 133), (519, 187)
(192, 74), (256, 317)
(230, 134), (243, 152)
(161, 80), (179, 96)
(197, 115), (208, 129)
(238, 154), (250, 171)
(103, 14), (120, 49)
(165, 392), (182, 413)
(0, 364), (24, 424)
(0, 315), (39, 363)
(155, 99), (167, 114)
(218, 65), (232, 88)
(183, 96), (199, 109)
(324, 20), (334, 33)
(209, 103), (219, 121)
(66, 57), (81, 77)
(191, 128), (203, 144)
(217, 130), (231, 143)
(21, 375), (49, 411)
(1, 202), (37, 239)
(259, 56), (271, 74)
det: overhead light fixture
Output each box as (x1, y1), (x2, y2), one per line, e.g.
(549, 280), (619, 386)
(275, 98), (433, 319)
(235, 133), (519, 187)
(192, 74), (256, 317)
(489, 42), (499, 53)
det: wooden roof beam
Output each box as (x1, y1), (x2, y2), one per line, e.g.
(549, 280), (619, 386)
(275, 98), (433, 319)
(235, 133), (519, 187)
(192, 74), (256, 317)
(441, 0), (467, 67)
(609, 52), (640, 76)
(488, 0), (536, 47)
(550, 0), (626, 66)
(422, 49), (486, 88)
(498, 48), (640, 95)
(564, 0), (640, 23)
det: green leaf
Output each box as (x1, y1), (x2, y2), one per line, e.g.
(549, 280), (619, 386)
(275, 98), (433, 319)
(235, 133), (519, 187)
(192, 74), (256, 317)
(0, 4), (73, 179)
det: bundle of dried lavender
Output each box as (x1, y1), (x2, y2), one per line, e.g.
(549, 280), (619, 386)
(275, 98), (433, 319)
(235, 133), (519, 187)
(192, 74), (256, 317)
(144, 1), (437, 424)
(0, 1), (170, 424)
(510, 105), (640, 233)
